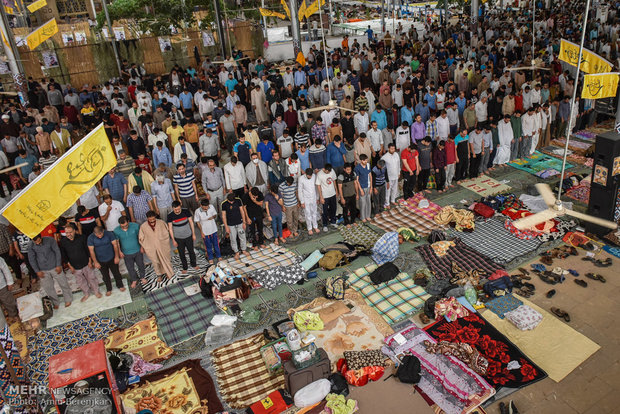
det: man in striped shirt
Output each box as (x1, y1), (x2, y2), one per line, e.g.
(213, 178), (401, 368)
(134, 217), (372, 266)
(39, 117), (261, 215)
(278, 176), (300, 237)
(294, 126), (310, 150)
(173, 163), (199, 212)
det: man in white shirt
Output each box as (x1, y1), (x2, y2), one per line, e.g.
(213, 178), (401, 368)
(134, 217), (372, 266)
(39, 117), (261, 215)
(494, 115), (514, 166)
(474, 96), (488, 124)
(223, 156), (247, 198)
(520, 107), (537, 159)
(98, 194), (126, 232)
(194, 198), (220, 263)
(395, 122), (410, 152)
(315, 165), (338, 232)
(199, 95), (214, 120)
(354, 110), (369, 136)
(530, 105), (543, 154)
(366, 122), (384, 163)
(381, 143), (400, 208)
(148, 128), (168, 149)
(436, 110), (450, 141)
(298, 168), (320, 234)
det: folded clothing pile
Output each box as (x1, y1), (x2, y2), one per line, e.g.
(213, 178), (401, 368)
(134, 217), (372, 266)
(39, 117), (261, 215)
(504, 305), (543, 330)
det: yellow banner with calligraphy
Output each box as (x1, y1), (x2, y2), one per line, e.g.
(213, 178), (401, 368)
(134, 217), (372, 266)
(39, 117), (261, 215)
(581, 72), (619, 99)
(280, 0), (291, 20)
(559, 39), (613, 74)
(26, 18), (57, 50)
(0, 123), (116, 238)
(27, 0), (47, 13)
(259, 7), (286, 19)
(302, 0), (325, 19)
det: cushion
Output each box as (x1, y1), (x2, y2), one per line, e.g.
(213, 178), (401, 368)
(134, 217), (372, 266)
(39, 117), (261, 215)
(343, 349), (386, 370)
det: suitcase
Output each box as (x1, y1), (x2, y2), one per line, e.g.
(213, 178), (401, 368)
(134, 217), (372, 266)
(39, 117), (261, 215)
(283, 348), (331, 396)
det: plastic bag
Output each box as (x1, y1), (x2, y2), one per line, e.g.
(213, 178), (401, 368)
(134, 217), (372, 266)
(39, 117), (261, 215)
(294, 379), (331, 408)
(464, 282), (477, 306)
(211, 314), (237, 327)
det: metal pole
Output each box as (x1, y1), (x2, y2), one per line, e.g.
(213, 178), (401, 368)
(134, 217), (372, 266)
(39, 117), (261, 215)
(318, 0), (331, 95)
(0, 4), (27, 105)
(328, 0), (334, 35)
(261, 0), (269, 40)
(289, 0), (302, 60)
(101, 0), (123, 78)
(532, 0), (535, 60)
(557, 0), (591, 202)
(381, 0), (386, 33)
(445, 0), (448, 26)
(223, 10), (233, 58)
(213, 0), (227, 58)
(471, 0), (479, 30)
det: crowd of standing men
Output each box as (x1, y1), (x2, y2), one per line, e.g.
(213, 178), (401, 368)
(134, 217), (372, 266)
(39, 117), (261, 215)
(0, 0), (617, 319)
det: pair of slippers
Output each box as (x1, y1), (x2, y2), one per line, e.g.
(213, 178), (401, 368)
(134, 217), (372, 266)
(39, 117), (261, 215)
(582, 257), (613, 267)
(551, 307), (571, 322)
(585, 272), (606, 283)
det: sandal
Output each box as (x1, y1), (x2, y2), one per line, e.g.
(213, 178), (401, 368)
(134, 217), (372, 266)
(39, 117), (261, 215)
(574, 279), (588, 287)
(518, 267), (530, 275)
(551, 307), (571, 322)
(540, 256), (554, 266)
(419, 313), (431, 324)
(585, 273), (606, 283)
(546, 289), (556, 298)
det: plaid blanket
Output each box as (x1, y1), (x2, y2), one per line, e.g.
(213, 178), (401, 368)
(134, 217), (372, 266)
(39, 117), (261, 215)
(449, 218), (542, 265)
(145, 276), (220, 346)
(212, 333), (285, 409)
(218, 244), (301, 276)
(398, 193), (442, 220)
(339, 224), (382, 249)
(416, 238), (504, 280)
(348, 264), (432, 324)
(371, 205), (439, 236)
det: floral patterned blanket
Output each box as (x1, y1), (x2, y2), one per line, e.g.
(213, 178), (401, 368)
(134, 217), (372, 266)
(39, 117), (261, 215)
(425, 313), (547, 390)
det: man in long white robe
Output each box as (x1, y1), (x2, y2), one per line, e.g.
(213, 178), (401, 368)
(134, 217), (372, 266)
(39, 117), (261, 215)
(250, 85), (269, 124)
(298, 170), (320, 235)
(494, 115), (514, 166)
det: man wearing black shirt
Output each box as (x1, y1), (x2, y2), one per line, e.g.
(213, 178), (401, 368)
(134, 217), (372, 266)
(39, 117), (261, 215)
(221, 193), (251, 260)
(243, 187), (266, 250)
(60, 223), (101, 301)
(166, 201), (198, 273)
(126, 130), (147, 159)
(75, 205), (102, 237)
(340, 112), (355, 144)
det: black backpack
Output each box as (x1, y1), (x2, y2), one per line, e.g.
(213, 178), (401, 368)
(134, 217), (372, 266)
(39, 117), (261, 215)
(396, 355), (421, 384)
(369, 262), (400, 284)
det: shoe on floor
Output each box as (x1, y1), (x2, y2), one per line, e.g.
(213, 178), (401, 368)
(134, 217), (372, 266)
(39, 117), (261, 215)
(574, 279), (588, 288)
(322, 226), (329, 232)
(546, 289), (556, 298)
(509, 400), (520, 414)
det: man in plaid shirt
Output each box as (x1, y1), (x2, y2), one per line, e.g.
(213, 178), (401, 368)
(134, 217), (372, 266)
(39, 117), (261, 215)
(425, 114), (438, 143)
(311, 119), (327, 145)
(371, 232), (404, 265)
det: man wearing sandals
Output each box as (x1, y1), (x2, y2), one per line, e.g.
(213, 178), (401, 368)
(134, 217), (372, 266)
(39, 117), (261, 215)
(114, 216), (147, 288)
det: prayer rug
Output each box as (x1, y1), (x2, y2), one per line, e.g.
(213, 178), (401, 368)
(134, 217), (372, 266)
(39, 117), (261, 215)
(370, 205), (439, 236)
(565, 184), (590, 204)
(122, 359), (223, 414)
(287, 291), (393, 365)
(425, 313), (547, 390)
(141, 248), (207, 293)
(250, 263), (306, 290)
(552, 138), (592, 152)
(383, 324), (495, 414)
(482, 295), (600, 382)
(509, 151), (574, 175)
(27, 315), (116, 387)
(0, 325), (26, 408)
(398, 192), (442, 220)
(416, 238), (503, 280)
(448, 218), (542, 265)
(459, 175), (512, 197)
(212, 333), (285, 409)
(218, 244), (301, 276)
(104, 316), (174, 362)
(348, 263), (432, 324)
(46, 287), (133, 328)
(339, 224), (382, 249)
(145, 276), (220, 346)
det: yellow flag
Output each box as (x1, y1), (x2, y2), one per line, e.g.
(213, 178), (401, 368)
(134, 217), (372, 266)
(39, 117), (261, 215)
(280, 0), (291, 20)
(27, 0), (47, 12)
(581, 72), (619, 100)
(296, 51), (306, 66)
(26, 18), (57, 50)
(1, 124), (116, 238)
(298, 0), (307, 21)
(559, 39), (613, 74)
(259, 8), (286, 19)
(303, 0), (325, 19)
